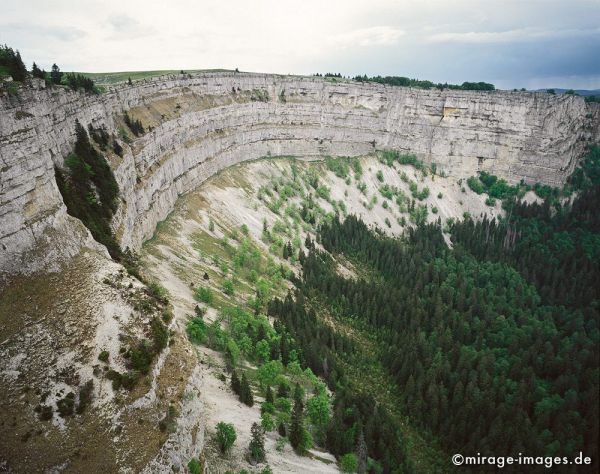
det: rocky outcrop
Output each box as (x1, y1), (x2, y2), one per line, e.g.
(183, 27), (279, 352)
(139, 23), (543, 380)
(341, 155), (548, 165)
(0, 73), (597, 276)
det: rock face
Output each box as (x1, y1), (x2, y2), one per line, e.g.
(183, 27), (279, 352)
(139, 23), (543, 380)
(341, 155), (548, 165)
(0, 73), (598, 277)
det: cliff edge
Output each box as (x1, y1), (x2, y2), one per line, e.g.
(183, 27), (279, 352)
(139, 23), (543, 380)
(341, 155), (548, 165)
(1, 73), (598, 277)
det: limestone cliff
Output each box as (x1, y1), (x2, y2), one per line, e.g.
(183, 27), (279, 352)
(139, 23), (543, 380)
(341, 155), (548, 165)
(0, 73), (598, 277)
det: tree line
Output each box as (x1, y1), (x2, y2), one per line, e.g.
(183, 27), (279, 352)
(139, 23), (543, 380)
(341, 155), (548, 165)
(0, 43), (99, 94)
(352, 74), (495, 91)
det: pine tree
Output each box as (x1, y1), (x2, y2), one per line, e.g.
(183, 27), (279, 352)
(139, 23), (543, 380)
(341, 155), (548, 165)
(248, 422), (266, 463)
(55, 121), (120, 258)
(289, 383), (304, 450)
(31, 62), (44, 79)
(282, 243), (289, 260)
(283, 241), (293, 260)
(231, 369), (241, 396)
(128, 76), (133, 85)
(356, 424), (367, 474)
(280, 335), (290, 365)
(240, 372), (254, 407)
(294, 382), (304, 405)
(12, 50), (27, 81)
(277, 381), (289, 398)
(50, 63), (62, 84)
(266, 385), (274, 404)
(0, 45), (27, 81)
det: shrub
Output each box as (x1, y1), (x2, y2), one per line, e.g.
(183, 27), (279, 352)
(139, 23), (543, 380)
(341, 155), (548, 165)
(479, 171), (497, 188)
(316, 185), (331, 201)
(112, 140), (123, 157)
(261, 412), (275, 432)
(325, 156), (350, 178)
(130, 341), (154, 374)
(379, 150), (399, 166)
(187, 317), (207, 345)
(120, 371), (139, 390)
(467, 176), (485, 194)
(222, 279), (235, 296)
(339, 453), (358, 473)
(351, 158), (363, 177)
(123, 112), (144, 136)
(215, 421), (237, 454)
(409, 204), (428, 226)
(98, 350), (109, 362)
(158, 405), (178, 433)
(188, 458), (202, 474)
(194, 287), (214, 304)
(76, 380), (94, 414)
(261, 401), (275, 415)
(147, 282), (169, 304)
(150, 317), (169, 351)
(488, 179), (517, 199)
(276, 436), (288, 451)
(38, 405), (53, 421)
(107, 370), (123, 390)
(56, 393), (75, 417)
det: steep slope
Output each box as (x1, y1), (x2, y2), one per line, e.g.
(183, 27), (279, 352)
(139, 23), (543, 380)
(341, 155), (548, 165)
(1, 73), (597, 277)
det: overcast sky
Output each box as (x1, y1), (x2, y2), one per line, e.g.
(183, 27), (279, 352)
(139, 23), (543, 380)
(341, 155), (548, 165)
(2, 0), (599, 90)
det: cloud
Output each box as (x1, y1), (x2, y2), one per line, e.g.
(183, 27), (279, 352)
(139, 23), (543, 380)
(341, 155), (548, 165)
(0, 23), (86, 42)
(429, 27), (600, 44)
(106, 14), (156, 39)
(330, 26), (405, 49)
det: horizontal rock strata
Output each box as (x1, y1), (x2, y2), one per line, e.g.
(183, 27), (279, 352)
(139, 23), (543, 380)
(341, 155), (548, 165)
(1, 73), (598, 276)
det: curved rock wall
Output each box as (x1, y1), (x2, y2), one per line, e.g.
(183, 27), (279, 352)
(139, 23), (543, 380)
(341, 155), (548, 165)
(0, 73), (597, 276)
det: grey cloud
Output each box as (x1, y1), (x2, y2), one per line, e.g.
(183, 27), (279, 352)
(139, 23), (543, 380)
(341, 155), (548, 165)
(106, 14), (156, 39)
(0, 23), (86, 42)
(428, 27), (600, 44)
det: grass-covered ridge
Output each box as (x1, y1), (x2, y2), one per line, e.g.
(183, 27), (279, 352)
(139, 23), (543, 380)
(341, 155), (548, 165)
(76, 68), (235, 85)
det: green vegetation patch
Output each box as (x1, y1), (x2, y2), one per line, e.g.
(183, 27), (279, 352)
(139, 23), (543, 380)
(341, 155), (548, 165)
(55, 121), (121, 257)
